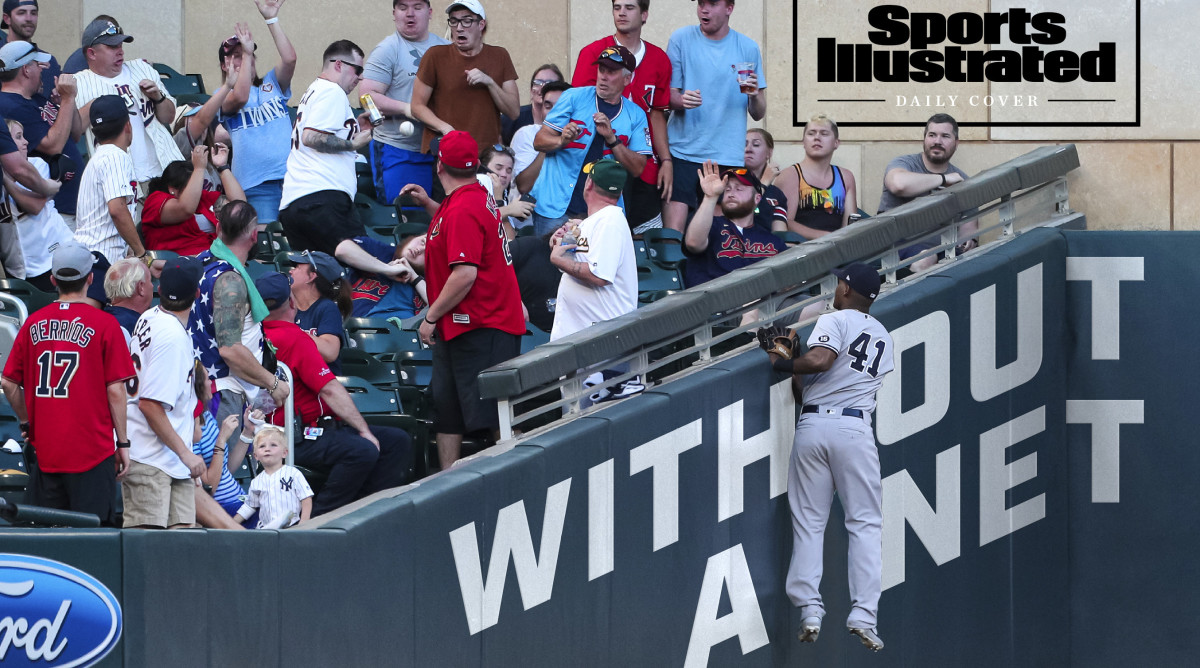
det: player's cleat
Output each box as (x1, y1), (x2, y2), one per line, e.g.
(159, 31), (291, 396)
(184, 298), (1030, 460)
(797, 616), (821, 643)
(849, 627), (884, 652)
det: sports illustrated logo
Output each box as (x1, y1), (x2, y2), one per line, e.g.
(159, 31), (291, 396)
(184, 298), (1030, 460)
(793, 1), (1141, 127)
(0, 554), (123, 667)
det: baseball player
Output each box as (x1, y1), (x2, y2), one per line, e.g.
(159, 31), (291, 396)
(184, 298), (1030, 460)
(0, 242), (135, 526)
(761, 262), (894, 652)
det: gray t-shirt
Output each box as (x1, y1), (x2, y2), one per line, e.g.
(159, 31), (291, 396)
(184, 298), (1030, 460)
(877, 153), (968, 214)
(363, 30), (449, 151)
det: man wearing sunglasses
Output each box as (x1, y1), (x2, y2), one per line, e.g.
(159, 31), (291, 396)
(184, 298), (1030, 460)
(682, 161), (785, 287)
(530, 44), (651, 236)
(279, 40), (372, 255)
(410, 0), (519, 158)
(74, 19), (183, 190)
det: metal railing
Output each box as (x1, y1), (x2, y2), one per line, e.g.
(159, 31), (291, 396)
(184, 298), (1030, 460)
(479, 145), (1081, 441)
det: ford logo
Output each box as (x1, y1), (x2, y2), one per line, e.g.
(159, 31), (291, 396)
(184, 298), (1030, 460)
(0, 553), (121, 667)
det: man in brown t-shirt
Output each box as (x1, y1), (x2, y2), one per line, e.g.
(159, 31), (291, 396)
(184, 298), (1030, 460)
(410, 0), (519, 154)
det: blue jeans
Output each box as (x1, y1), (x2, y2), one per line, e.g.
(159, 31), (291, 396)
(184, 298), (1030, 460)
(244, 180), (284, 224)
(370, 141), (434, 205)
(531, 211), (569, 237)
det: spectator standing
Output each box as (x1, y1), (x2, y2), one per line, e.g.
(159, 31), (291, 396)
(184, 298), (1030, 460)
(122, 257), (207, 529)
(1, 242), (134, 526)
(409, 0), (519, 155)
(141, 145), (245, 256)
(73, 95), (143, 264)
(418, 131), (524, 468)
(257, 271), (414, 515)
(278, 40), (371, 254)
(235, 425), (313, 528)
(774, 115), (857, 240)
(2, 1), (60, 98)
(663, 0), (766, 233)
(529, 45), (650, 235)
(741, 128), (789, 233)
(878, 113), (976, 271)
(335, 234), (428, 319)
(0, 41), (84, 229)
(1, 118), (73, 291)
(683, 161), (785, 287)
(284, 249), (351, 374)
(103, 257), (152, 340)
(361, 0), (448, 203)
(501, 64), (563, 146)
(74, 19), (183, 187)
(191, 200), (290, 477)
(574, 0), (673, 230)
(218, 0), (297, 223)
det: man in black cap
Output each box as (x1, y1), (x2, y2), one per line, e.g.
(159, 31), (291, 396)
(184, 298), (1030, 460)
(256, 271), (415, 515)
(73, 94), (142, 264)
(123, 256), (207, 529)
(682, 160), (785, 287)
(1, 0), (60, 98)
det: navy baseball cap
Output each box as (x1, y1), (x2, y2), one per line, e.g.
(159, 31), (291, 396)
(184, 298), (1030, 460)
(254, 271), (292, 311)
(284, 250), (344, 283)
(1, 1), (36, 30)
(89, 95), (127, 130)
(833, 263), (881, 300)
(87, 251), (110, 305)
(594, 44), (635, 72)
(159, 257), (203, 302)
(721, 167), (764, 194)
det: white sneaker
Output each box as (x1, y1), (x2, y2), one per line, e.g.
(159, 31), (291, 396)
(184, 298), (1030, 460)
(262, 510), (295, 530)
(797, 616), (821, 643)
(849, 627), (884, 652)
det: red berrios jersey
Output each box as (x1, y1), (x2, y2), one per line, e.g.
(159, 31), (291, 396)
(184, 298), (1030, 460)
(573, 36), (672, 185)
(425, 182), (525, 341)
(2, 302), (135, 473)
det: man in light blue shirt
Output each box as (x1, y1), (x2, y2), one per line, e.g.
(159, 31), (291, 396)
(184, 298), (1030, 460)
(663, 0), (766, 233)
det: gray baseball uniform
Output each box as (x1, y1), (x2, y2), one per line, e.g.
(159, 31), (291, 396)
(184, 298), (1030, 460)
(785, 308), (894, 630)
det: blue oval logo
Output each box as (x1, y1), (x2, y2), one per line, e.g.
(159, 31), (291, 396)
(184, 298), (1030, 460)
(0, 553), (122, 667)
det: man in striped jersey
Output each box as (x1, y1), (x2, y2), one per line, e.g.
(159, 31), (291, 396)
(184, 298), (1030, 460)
(73, 94), (143, 264)
(73, 19), (181, 189)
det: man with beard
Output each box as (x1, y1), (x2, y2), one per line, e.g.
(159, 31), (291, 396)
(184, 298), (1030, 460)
(878, 113), (976, 271)
(2, 1), (61, 98)
(682, 160), (785, 288)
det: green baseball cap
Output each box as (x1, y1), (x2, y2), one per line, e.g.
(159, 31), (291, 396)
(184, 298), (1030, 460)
(585, 159), (627, 194)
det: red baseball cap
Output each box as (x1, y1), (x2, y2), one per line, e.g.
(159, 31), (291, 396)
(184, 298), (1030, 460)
(438, 131), (479, 170)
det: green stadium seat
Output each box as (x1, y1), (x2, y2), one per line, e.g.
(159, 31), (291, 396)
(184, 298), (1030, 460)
(339, 376), (401, 414)
(338, 348), (400, 388)
(393, 222), (430, 244)
(0, 278), (55, 313)
(641, 228), (685, 268)
(152, 62), (205, 96)
(636, 263), (682, 294)
(145, 249), (180, 263)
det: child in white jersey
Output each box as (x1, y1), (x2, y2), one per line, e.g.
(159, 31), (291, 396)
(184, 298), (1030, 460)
(234, 426), (312, 529)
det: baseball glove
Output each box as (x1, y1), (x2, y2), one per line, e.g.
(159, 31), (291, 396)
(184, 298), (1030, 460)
(756, 325), (797, 360)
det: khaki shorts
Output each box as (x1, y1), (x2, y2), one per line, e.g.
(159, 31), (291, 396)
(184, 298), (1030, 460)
(121, 460), (196, 528)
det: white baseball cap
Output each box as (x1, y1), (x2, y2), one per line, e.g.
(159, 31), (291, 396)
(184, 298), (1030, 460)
(446, 0), (485, 20)
(0, 41), (50, 73)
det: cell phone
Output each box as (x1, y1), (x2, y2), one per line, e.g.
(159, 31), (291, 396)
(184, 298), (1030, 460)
(520, 193), (537, 204)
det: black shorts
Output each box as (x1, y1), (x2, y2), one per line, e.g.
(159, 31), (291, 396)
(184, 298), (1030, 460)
(668, 157), (739, 210)
(623, 177), (662, 227)
(431, 328), (521, 436)
(25, 455), (117, 527)
(279, 190), (366, 255)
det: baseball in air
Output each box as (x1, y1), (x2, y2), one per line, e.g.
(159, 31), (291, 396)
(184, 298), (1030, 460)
(398, 120), (415, 137)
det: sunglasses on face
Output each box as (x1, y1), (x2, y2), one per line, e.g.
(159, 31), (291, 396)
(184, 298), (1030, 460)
(447, 16), (479, 28)
(330, 59), (363, 76)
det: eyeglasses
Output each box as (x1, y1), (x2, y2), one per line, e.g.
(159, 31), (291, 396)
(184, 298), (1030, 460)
(330, 59), (364, 76)
(447, 16), (479, 28)
(531, 78), (553, 89)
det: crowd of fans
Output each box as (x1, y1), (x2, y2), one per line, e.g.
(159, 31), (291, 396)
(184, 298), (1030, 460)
(0, 0), (974, 528)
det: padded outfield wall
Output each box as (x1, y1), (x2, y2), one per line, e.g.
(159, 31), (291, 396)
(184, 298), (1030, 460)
(2, 227), (1196, 667)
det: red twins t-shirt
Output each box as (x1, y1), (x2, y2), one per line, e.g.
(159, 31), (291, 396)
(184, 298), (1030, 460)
(424, 182), (525, 341)
(262, 320), (336, 427)
(2, 302), (135, 473)
(573, 36), (672, 185)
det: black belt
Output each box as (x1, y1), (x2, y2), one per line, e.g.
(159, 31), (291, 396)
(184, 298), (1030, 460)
(801, 405), (864, 419)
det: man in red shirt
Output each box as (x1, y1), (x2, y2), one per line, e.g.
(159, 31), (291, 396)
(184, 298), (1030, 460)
(1, 242), (134, 525)
(573, 0), (673, 229)
(256, 271), (414, 515)
(418, 130), (524, 468)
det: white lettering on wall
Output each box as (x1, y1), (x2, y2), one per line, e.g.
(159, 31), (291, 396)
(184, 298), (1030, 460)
(877, 311), (951, 445)
(971, 264), (1044, 402)
(450, 478), (572, 635)
(1065, 400), (1145, 503)
(979, 407), (1047, 546)
(717, 380), (792, 522)
(683, 544), (769, 668)
(589, 459), (614, 580)
(882, 445), (961, 591)
(1065, 256), (1144, 360)
(629, 420), (703, 551)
